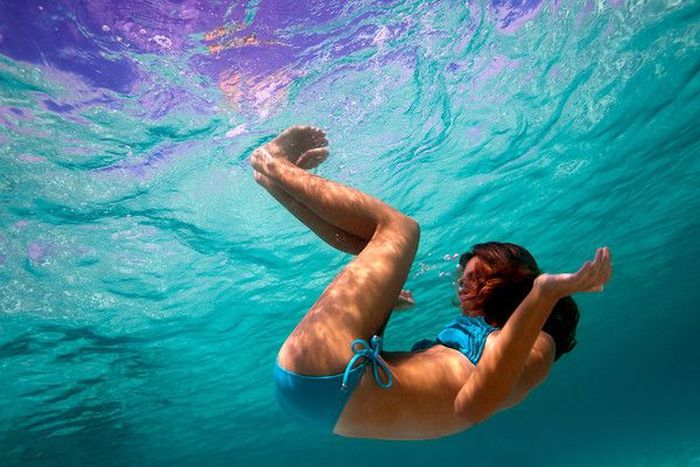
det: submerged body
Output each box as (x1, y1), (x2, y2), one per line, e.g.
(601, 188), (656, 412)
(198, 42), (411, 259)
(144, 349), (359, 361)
(274, 314), (499, 438)
(252, 125), (611, 440)
(336, 343), (486, 439)
(335, 333), (545, 439)
(275, 319), (554, 439)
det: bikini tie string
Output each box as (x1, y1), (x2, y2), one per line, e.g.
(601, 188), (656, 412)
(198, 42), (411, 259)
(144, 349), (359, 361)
(340, 335), (393, 392)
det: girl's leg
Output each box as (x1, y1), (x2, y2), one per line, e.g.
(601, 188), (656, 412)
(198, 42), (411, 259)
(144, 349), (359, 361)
(255, 169), (407, 340)
(252, 126), (419, 376)
(254, 171), (367, 255)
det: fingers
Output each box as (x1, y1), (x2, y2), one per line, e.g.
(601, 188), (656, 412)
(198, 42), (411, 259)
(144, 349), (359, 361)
(589, 246), (612, 291)
(591, 248), (604, 277)
(602, 247), (612, 282)
(594, 247), (611, 273)
(593, 247), (604, 265)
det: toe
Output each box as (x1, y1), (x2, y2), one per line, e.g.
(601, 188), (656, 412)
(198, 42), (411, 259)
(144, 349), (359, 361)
(298, 147), (329, 170)
(311, 128), (328, 146)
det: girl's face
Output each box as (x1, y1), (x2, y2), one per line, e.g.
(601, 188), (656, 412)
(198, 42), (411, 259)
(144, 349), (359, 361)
(455, 256), (482, 307)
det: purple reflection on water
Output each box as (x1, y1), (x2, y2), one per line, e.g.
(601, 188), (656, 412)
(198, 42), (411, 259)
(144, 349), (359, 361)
(482, 55), (509, 81)
(42, 94), (120, 127)
(466, 125), (483, 141)
(1, 106), (31, 119)
(473, 54), (518, 88)
(27, 242), (45, 262)
(137, 85), (193, 119)
(1, 106), (32, 132)
(1, 0), (357, 114)
(575, 0), (598, 27)
(190, 1), (399, 116)
(94, 141), (192, 178)
(18, 154), (47, 163)
(0, 0), (137, 92)
(225, 124), (247, 139)
(43, 99), (75, 114)
(0, 253), (6, 265)
(549, 65), (560, 80)
(0, 0), (550, 125)
(491, 0), (546, 33)
(2, 0), (548, 77)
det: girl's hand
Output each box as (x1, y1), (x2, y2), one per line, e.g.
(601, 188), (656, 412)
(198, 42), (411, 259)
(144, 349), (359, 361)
(535, 247), (612, 300)
(394, 290), (415, 311)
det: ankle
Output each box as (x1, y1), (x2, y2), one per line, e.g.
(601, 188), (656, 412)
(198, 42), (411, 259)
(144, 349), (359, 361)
(265, 156), (295, 178)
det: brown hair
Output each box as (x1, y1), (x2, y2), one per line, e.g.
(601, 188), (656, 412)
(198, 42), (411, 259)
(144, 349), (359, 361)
(459, 242), (579, 361)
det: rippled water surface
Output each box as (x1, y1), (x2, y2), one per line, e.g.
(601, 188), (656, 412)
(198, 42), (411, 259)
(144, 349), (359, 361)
(1, 0), (699, 465)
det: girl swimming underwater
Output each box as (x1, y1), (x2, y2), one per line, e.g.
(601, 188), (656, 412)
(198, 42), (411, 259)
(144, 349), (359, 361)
(250, 126), (612, 440)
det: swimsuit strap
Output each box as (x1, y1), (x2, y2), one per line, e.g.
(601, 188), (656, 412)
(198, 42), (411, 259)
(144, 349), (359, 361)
(340, 335), (394, 391)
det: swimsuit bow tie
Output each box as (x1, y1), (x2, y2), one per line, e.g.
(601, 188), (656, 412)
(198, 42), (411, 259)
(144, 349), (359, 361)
(340, 335), (393, 391)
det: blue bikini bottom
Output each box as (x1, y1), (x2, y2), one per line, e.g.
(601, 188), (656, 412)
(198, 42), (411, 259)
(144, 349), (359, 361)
(272, 335), (393, 433)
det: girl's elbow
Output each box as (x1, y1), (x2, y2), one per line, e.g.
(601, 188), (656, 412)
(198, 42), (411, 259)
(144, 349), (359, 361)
(454, 391), (508, 424)
(460, 406), (495, 425)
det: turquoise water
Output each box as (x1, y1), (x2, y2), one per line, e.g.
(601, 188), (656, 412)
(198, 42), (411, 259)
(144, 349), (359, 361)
(1, 0), (699, 465)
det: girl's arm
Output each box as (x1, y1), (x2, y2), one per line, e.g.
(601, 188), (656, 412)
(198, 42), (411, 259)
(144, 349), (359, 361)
(454, 247), (612, 423)
(488, 329), (556, 412)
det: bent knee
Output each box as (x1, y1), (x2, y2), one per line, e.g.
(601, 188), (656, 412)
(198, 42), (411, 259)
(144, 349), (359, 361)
(401, 216), (420, 246)
(379, 214), (420, 247)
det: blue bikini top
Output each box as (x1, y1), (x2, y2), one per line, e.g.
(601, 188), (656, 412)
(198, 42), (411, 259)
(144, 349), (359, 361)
(411, 314), (498, 365)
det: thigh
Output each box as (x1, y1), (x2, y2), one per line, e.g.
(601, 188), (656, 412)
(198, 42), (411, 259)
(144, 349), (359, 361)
(277, 219), (419, 376)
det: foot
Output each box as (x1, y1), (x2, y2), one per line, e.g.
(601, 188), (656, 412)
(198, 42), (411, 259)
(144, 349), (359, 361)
(393, 290), (415, 311)
(250, 125), (328, 173)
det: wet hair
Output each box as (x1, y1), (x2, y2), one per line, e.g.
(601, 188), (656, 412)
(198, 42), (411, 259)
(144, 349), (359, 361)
(458, 242), (579, 361)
